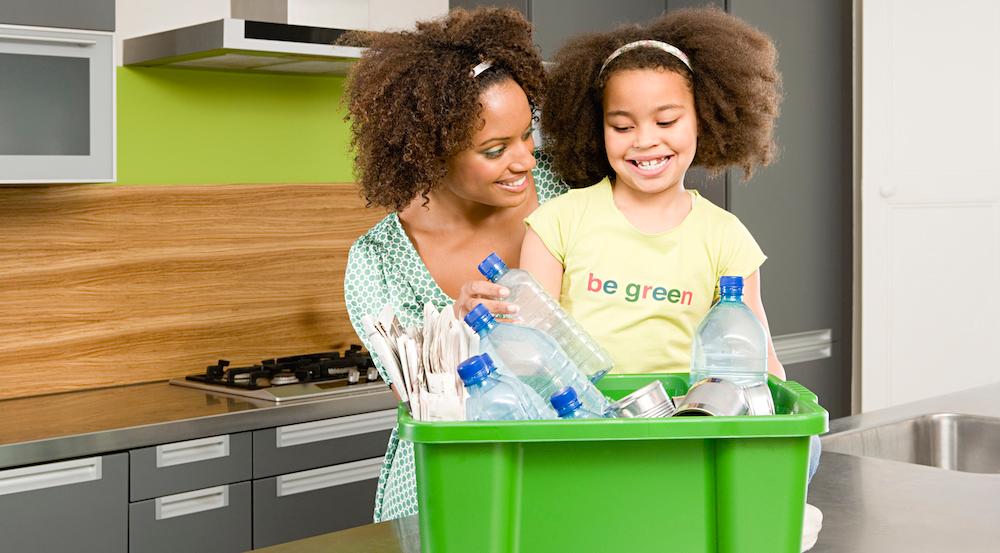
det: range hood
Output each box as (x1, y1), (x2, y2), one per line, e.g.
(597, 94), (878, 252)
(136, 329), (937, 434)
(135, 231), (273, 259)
(123, 18), (364, 76)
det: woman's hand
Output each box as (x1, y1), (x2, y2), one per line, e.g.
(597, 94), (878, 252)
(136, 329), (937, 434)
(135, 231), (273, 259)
(453, 280), (519, 319)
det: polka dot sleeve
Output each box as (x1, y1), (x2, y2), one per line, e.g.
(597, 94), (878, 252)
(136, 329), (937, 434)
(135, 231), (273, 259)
(344, 237), (394, 385)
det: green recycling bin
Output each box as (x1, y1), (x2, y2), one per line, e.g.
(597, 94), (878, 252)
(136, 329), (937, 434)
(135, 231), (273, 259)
(398, 373), (828, 553)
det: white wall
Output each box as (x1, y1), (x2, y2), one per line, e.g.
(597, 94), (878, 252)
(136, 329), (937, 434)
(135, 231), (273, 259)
(115, 0), (448, 65)
(861, 0), (1000, 410)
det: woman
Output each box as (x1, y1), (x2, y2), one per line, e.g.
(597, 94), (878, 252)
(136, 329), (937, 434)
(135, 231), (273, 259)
(343, 7), (565, 522)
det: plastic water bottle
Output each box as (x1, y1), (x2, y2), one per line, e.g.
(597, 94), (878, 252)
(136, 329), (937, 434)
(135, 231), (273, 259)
(458, 354), (531, 421)
(464, 304), (610, 415)
(480, 352), (557, 419)
(549, 387), (604, 419)
(478, 253), (614, 382)
(690, 276), (768, 387)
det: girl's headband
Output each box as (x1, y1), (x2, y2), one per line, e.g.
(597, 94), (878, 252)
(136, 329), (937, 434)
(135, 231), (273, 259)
(598, 40), (692, 77)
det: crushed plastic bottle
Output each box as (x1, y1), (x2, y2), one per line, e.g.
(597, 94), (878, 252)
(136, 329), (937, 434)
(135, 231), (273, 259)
(464, 304), (610, 415)
(458, 354), (532, 421)
(479, 252), (614, 382)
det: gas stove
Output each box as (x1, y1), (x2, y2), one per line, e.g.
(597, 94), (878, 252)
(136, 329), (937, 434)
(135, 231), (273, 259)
(170, 345), (385, 402)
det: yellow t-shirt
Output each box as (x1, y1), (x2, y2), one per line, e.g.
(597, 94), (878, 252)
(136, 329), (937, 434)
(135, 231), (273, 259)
(525, 179), (766, 374)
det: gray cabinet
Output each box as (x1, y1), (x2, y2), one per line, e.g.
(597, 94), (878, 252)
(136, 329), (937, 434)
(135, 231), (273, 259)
(0, 0), (115, 31)
(129, 432), (252, 502)
(252, 457), (382, 548)
(722, 0), (853, 418)
(124, 412), (394, 551)
(0, 413), (393, 551)
(129, 482), (252, 553)
(0, 24), (115, 183)
(128, 433), (253, 553)
(251, 410), (395, 548)
(450, 0), (665, 59)
(253, 410), (395, 478)
(0, 453), (128, 552)
(532, 0), (665, 59)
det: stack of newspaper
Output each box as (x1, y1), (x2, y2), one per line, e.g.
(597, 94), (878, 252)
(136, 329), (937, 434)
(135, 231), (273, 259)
(361, 303), (479, 421)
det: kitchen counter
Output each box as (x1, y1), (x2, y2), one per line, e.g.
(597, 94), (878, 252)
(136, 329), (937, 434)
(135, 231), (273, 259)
(252, 382), (1000, 553)
(0, 381), (396, 469)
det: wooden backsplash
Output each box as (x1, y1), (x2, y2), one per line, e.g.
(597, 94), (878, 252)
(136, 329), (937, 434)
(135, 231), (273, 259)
(0, 183), (386, 400)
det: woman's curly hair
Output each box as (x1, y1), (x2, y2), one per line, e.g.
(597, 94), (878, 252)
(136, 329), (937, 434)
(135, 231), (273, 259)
(344, 8), (546, 210)
(542, 7), (782, 188)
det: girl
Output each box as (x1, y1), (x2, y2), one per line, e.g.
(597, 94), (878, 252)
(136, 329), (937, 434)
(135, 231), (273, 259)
(521, 7), (785, 379)
(520, 10), (822, 549)
(343, 8), (564, 522)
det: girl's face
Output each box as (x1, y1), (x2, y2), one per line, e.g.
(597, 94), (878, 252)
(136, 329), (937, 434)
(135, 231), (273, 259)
(602, 68), (697, 196)
(441, 78), (537, 209)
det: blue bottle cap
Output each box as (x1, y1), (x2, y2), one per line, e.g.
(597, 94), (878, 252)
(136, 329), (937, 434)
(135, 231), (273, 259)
(719, 275), (744, 298)
(719, 275), (743, 288)
(549, 386), (582, 417)
(457, 354), (490, 386)
(463, 303), (496, 333)
(477, 252), (508, 282)
(479, 352), (498, 374)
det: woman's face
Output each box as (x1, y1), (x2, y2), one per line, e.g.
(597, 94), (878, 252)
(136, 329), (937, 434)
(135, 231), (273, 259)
(441, 78), (537, 208)
(602, 68), (697, 196)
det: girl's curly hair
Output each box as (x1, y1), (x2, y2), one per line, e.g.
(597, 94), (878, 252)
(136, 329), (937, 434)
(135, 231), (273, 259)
(542, 7), (782, 188)
(344, 8), (546, 210)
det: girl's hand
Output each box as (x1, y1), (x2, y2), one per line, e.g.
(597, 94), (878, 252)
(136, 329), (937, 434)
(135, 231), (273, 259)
(453, 280), (519, 319)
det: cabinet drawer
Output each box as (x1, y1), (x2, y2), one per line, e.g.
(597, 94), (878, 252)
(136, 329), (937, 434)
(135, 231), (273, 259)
(130, 432), (251, 502)
(253, 409), (394, 478)
(129, 482), (251, 553)
(0, 453), (127, 553)
(252, 457), (381, 548)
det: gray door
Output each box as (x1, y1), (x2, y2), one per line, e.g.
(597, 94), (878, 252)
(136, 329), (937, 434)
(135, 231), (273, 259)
(0, 454), (127, 553)
(450, 0), (667, 59)
(720, 0), (853, 418)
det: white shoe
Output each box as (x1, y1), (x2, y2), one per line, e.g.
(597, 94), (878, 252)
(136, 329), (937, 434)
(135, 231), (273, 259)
(801, 503), (823, 552)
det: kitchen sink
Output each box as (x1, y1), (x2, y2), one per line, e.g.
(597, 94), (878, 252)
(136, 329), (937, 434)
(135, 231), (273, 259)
(822, 413), (1000, 474)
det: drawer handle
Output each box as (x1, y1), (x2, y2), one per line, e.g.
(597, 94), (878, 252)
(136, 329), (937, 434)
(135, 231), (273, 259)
(276, 410), (395, 448)
(156, 435), (230, 468)
(155, 485), (230, 520)
(773, 328), (834, 366)
(0, 34), (97, 47)
(0, 457), (102, 496)
(276, 457), (382, 497)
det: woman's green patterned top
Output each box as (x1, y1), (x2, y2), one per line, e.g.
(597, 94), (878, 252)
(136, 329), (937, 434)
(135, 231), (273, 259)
(344, 151), (567, 522)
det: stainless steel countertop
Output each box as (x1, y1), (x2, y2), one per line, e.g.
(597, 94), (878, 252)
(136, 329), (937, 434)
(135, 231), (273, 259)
(254, 382), (1000, 553)
(0, 382), (396, 469)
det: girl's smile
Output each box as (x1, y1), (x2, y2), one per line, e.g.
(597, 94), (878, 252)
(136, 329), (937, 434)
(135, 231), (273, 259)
(602, 68), (697, 197)
(626, 153), (675, 177)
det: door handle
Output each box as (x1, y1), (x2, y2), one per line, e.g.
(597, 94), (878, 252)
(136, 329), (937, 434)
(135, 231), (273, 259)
(0, 34), (96, 47)
(276, 457), (382, 497)
(276, 410), (395, 448)
(0, 457), (102, 496)
(155, 485), (230, 520)
(156, 435), (230, 468)
(773, 329), (833, 366)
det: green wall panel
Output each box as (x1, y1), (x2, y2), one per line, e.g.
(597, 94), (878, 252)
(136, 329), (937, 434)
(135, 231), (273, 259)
(116, 67), (355, 185)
